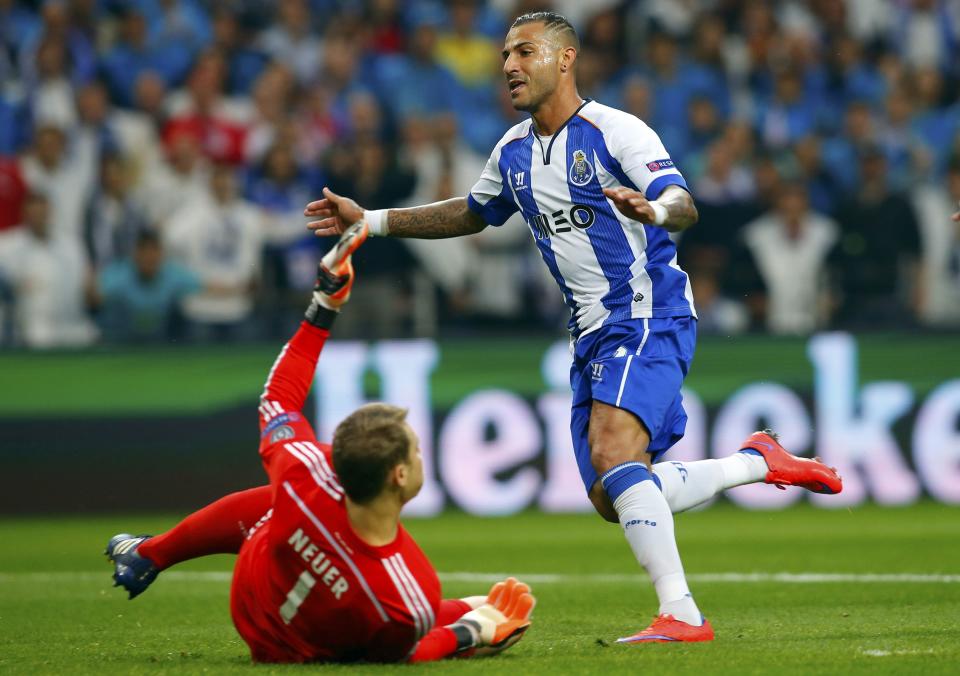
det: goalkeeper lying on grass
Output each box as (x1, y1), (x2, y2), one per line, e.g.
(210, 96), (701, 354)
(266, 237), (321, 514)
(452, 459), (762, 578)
(105, 221), (535, 663)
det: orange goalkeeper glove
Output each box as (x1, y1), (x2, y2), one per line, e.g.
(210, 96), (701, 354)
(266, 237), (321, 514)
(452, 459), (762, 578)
(450, 577), (535, 656)
(305, 219), (368, 327)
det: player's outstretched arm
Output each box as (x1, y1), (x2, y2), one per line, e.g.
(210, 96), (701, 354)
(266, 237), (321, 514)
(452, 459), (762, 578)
(259, 222), (367, 429)
(377, 197), (488, 239)
(603, 184), (698, 233)
(305, 189), (486, 239)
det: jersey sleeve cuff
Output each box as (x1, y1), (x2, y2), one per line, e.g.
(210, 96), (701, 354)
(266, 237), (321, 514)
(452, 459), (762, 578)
(467, 193), (514, 227)
(645, 174), (689, 201)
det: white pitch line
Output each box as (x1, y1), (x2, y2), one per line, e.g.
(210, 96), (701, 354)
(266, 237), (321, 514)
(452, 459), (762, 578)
(860, 648), (938, 657)
(439, 572), (960, 584)
(0, 571), (959, 584)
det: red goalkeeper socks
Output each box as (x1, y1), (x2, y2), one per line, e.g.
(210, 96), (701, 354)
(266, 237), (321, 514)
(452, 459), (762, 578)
(139, 485), (272, 570)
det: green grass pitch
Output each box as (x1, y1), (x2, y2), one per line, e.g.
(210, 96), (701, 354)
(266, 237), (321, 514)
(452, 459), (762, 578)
(1, 503), (958, 675)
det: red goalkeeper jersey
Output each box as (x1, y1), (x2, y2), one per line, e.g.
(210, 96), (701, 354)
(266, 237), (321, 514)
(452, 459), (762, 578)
(229, 322), (443, 663)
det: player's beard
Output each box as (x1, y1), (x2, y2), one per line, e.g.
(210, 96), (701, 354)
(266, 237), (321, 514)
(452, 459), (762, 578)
(511, 82), (546, 113)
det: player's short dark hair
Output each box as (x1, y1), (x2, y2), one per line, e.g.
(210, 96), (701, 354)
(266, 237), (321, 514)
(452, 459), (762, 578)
(511, 11), (579, 50)
(332, 403), (412, 504)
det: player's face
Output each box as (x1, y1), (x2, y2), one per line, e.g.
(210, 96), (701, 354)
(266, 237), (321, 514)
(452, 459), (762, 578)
(399, 424), (425, 502)
(502, 23), (564, 112)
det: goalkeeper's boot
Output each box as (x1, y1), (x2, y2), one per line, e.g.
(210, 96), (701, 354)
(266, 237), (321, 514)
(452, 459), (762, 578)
(617, 614), (714, 644)
(740, 430), (842, 494)
(316, 219), (368, 309)
(105, 533), (159, 600)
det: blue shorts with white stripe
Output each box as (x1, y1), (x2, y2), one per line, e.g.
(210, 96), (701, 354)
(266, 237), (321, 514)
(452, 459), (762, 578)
(569, 316), (697, 492)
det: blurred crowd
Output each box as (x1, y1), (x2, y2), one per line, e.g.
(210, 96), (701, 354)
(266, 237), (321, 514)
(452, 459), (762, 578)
(0, 0), (959, 348)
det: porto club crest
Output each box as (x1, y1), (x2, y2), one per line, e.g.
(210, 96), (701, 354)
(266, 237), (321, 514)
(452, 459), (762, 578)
(569, 149), (594, 186)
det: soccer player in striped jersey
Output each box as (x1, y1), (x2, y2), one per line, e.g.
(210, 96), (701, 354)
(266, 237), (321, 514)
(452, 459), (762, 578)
(106, 223), (534, 663)
(304, 12), (842, 643)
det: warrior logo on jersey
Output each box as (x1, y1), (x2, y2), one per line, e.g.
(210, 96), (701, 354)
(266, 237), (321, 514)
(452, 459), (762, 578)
(569, 149), (594, 186)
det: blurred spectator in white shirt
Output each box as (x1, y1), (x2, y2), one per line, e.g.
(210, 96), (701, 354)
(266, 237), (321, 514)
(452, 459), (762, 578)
(913, 160), (960, 326)
(27, 35), (76, 130)
(19, 124), (95, 241)
(0, 191), (96, 348)
(74, 80), (161, 189)
(245, 62), (299, 164)
(742, 181), (839, 335)
(846, 0), (894, 43)
(260, 0), (321, 86)
(163, 163), (263, 338)
(135, 125), (209, 229)
(398, 114), (481, 302)
(399, 114), (535, 326)
(892, 0), (960, 72)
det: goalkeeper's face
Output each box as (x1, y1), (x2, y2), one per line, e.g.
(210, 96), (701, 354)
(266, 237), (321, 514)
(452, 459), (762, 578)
(397, 423), (425, 503)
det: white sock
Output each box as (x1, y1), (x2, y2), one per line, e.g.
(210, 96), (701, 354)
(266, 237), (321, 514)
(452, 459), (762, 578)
(612, 480), (702, 626)
(654, 453), (769, 513)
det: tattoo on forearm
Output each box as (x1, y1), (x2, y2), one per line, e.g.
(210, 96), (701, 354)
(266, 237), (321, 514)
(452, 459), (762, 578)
(387, 198), (487, 239)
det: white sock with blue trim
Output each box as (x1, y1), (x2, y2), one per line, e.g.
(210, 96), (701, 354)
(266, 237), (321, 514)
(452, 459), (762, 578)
(653, 453), (769, 513)
(602, 462), (702, 626)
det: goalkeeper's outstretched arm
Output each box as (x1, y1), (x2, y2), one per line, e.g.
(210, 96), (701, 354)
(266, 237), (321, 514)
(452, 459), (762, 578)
(258, 221), (366, 432)
(305, 188), (487, 239)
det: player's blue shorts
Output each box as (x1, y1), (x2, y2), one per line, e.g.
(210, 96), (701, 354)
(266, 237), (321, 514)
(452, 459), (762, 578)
(569, 316), (697, 493)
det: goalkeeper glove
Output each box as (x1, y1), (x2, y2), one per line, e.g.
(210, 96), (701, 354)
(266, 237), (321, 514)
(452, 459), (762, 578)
(304, 219), (368, 328)
(449, 577), (535, 656)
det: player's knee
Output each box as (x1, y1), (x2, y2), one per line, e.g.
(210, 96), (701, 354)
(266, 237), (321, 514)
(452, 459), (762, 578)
(589, 436), (637, 476)
(587, 414), (650, 476)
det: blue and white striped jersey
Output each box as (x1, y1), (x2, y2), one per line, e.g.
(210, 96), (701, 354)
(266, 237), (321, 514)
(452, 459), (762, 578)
(467, 100), (696, 338)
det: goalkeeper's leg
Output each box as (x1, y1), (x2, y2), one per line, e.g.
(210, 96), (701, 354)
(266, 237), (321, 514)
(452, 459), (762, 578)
(138, 485), (272, 567)
(107, 485), (272, 599)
